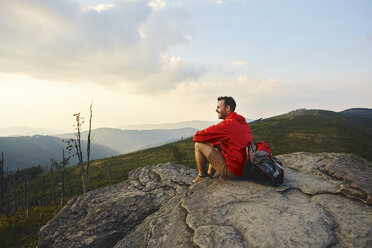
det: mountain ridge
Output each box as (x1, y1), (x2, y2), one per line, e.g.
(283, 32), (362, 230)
(0, 135), (120, 171)
(250, 108), (372, 161)
(56, 127), (198, 154)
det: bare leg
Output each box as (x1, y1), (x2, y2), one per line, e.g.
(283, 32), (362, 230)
(194, 142), (209, 176)
(195, 142), (226, 176)
(194, 142), (238, 180)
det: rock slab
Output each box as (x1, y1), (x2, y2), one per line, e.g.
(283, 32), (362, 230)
(38, 153), (372, 248)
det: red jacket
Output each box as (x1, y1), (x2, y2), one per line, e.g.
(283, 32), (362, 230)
(193, 112), (253, 176)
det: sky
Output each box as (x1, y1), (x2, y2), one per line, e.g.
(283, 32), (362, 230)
(0, 0), (371, 132)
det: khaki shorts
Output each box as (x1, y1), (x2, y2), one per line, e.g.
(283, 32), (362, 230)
(207, 147), (239, 179)
(218, 163), (239, 179)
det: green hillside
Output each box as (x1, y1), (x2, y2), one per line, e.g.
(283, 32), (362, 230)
(250, 109), (372, 161)
(1, 108), (371, 247)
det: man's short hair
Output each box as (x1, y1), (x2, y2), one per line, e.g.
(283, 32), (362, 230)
(217, 96), (236, 112)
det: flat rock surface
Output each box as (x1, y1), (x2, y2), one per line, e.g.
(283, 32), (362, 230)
(38, 153), (372, 248)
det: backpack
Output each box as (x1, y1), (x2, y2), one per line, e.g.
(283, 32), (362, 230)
(244, 141), (284, 187)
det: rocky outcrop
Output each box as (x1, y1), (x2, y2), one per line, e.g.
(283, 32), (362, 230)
(38, 152), (372, 248)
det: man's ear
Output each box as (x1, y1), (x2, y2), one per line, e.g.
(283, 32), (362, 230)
(226, 105), (231, 113)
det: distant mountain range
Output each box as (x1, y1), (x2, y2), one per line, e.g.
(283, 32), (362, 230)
(0, 135), (120, 171)
(339, 108), (372, 121)
(119, 119), (254, 130)
(56, 127), (198, 154)
(1, 109), (370, 171)
(0, 120), (224, 137)
(118, 120), (220, 130)
(0, 126), (67, 137)
(0, 127), (199, 171)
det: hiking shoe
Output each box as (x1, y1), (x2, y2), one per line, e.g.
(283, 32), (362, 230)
(192, 174), (209, 183)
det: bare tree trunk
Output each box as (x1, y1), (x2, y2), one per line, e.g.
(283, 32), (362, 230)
(61, 149), (66, 207)
(73, 113), (85, 194)
(19, 190), (22, 211)
(50, 162), (55, 205)
(85, 100), (93, 193)
(27, 177), (30, 210)
(13, 184), (17, 214)
(69, 102), (93, 194)
(0, 152), (4, 214)
(24, 173), (27, 211)
(16, 191), (20, 212)
(6, 167), (10, 215)
(42, 175), (46, 207)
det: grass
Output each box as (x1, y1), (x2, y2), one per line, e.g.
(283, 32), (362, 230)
(250, 109), (372, 160)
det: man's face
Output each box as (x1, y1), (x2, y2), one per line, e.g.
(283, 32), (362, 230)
(216, 100), (229, 120)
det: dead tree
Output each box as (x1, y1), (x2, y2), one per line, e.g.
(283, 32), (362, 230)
(60, 149), (67, 206)
(24, 173), (30, 218)
(13, 182), (17, 214)
(65, 101), (93, 194)
(50, 159), (58, 205)
(73, 112), (85, 193)
(23, 173), (27, 211)
(18, 189), (22, 211)
(27, 174), (30, 211)
(0, 152), (4, 214)
(4, 175), (15, 216)
(63, 112), (85, 193)
(85, 100), (93, 193)
(42, 175), (46, 207)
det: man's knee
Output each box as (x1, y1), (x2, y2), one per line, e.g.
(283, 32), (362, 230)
(195, 142), (213, 156)
(194, 141), (200, 149)
(195, 142), (209, 150)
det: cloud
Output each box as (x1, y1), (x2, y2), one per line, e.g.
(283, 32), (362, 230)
(232, 60), (246, 67)
(216, 0), (246, 5)
(164, 73), (295, 120)
(148, 0), (166, 11)
(235, 75), (291, 95)
(0, 0), (204, 93)
(169, 74), (291, 99)
(82, 3), (115, 13)
(129, 55), (206, 93)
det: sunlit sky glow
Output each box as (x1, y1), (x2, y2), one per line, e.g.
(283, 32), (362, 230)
(0, 0), (371, 132)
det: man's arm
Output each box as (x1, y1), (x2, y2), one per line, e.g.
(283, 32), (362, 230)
(193, 120), (230, 144)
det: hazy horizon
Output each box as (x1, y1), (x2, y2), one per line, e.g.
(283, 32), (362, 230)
(0, 119), (220, 136)
(1, 0), (371, 131)
(0, 107), (365, 135)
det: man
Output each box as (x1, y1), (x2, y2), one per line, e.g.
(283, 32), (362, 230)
(193, 96), (252, 183)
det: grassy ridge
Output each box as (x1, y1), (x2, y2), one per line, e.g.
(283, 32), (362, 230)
(1, 109), (371, 247)
(250, 109), (372, 161)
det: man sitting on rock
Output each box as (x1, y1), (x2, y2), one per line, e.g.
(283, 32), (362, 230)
(193, 96), (253, 183)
